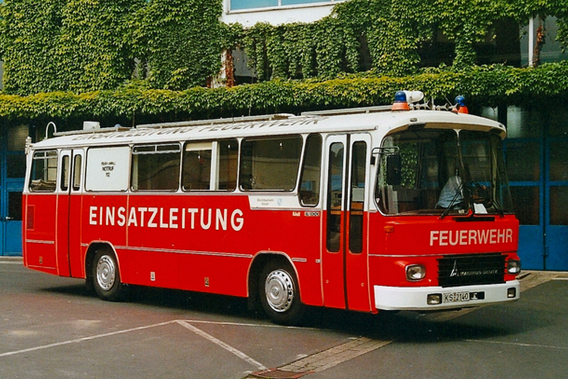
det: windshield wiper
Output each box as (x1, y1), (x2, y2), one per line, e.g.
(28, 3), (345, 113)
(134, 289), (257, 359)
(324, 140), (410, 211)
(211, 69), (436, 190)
(467, 181), (505, 217)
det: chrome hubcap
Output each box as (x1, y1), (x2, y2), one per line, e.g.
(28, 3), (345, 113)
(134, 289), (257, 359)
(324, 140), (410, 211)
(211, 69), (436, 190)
(96, 255), (116, 291)
(265, 269), (294, 313)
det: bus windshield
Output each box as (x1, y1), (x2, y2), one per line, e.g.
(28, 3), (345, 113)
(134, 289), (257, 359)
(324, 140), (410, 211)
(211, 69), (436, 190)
(375, 128), (514, 216)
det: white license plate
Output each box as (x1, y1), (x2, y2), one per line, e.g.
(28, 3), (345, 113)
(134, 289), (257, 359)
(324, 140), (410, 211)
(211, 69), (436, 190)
(443, 292), (470, 303)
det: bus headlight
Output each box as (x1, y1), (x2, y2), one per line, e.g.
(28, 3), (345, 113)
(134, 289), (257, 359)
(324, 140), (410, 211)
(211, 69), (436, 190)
(507, 259), (521, 275)
(406, 264), (426, 281)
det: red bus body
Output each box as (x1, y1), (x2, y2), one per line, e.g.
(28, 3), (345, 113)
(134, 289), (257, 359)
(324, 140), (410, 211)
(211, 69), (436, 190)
(22, 106), (521, 323)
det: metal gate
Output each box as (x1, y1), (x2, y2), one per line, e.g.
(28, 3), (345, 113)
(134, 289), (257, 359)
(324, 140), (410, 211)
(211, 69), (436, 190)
(1, 124), (27, 256)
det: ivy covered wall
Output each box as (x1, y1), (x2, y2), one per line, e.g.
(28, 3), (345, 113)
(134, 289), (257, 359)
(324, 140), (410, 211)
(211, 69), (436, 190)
(238, 0), (568, 80)
(0, 0), (225, 95)
(0, 0), (567, 123)
(131, 0), (225, 90)
(2, 63), (568, 127)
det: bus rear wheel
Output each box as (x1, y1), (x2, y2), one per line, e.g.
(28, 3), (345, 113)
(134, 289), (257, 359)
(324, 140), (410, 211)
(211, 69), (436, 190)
(259, 261), (305, 325)
(92, 249), (127, 301)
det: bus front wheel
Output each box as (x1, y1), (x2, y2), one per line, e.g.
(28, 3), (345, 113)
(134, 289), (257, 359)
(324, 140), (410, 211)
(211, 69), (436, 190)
(92, 249), (127, 301)
(259, 261), (305, 325)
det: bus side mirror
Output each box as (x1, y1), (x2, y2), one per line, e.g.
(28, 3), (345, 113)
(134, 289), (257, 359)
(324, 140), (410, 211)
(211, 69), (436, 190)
(386, 155), (402, 186)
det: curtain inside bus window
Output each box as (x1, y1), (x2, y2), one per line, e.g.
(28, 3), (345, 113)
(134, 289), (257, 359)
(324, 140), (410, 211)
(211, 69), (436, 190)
(218, 139), (238, 191)
(299, 134), (322, 206)
(183, 142), (213, 191)
(29, 150), (58, 192)
(87, 147), (131, 192)
(239, 135), (303, 191)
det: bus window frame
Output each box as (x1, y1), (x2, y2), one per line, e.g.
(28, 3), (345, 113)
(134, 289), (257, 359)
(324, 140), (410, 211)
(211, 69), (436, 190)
(238, 134), (304, 193)
(182, 141), (214, 191)
(130, 143), (182, 192)
(29, 150), (59, 193)
(298, 133), (323, 207)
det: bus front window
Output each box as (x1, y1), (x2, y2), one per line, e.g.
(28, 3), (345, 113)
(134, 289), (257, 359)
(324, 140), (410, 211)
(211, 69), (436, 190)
(459, 131), (514, 215)
(375, 128), (513, 216)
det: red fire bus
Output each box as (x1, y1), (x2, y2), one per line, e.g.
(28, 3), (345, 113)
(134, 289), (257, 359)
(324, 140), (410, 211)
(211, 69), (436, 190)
(22, 93), (521, 324)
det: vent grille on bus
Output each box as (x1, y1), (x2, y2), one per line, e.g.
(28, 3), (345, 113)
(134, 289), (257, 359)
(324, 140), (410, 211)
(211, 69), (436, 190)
(437, 253), (506, 288)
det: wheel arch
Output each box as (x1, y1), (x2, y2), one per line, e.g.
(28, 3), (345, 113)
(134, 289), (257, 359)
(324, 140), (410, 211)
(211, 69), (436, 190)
(85, 242), (120, 285)
(247, 252), (299, 310)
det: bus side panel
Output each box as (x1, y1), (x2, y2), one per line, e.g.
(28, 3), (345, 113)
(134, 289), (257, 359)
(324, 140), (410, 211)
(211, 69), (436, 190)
(23, 194), (58, 275)
(78, 192), (324, 305)
(77, 193), (323, 305)
(244, 208), (323, 307)
(80, 194), (129, 278)
(123, 194), (323, 305)
(172, 201), (323, 304)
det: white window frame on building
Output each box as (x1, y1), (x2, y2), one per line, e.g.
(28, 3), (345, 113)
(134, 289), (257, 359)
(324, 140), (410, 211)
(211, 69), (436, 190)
(222, 0), (345, 27)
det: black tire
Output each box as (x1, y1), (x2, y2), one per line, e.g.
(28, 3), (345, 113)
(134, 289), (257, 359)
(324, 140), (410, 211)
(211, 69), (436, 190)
(259, 261), (305, 325)
(91, 249), (128, 301)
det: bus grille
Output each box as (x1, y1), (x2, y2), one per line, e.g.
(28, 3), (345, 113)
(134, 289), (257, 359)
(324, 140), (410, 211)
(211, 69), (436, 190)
(437, 253), (506, 288)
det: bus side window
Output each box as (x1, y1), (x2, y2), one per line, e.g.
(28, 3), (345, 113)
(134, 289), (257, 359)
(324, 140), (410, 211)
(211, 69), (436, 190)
(182, 142), (213, 191)
(299, 134), (322, 206)
(131, 144), (181, 191)
(61, 155), (70, 192)
(239, 135), (303, 191)
(72, 154), (82, 191)
(218, 139), (238, 191)
(29, 150), (58, 192)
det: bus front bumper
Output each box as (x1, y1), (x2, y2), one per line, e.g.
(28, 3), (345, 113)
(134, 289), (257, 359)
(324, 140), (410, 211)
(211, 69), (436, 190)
(374, 280), (520, 311)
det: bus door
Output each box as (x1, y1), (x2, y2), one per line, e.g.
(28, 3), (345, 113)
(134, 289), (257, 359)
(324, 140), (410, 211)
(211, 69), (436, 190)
(56, 150), (72, 276)
(322, 134), (372, 311)
(56, 149), (84, 277)
(68, 150), (84, 277)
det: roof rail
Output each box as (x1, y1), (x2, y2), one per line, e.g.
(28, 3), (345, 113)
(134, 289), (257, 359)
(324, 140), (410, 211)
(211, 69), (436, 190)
(301, 105), (391, 117)
(136, 113), (296, 129)
(54, 125), (131, 137)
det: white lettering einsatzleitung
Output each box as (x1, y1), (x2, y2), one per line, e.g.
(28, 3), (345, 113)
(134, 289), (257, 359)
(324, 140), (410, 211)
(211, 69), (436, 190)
(88, 206), (244, 232)
(429, 229), (513, 247)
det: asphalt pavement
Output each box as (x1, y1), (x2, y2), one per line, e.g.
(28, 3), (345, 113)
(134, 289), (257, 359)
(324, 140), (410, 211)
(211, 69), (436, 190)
(1, 257), (567, 379)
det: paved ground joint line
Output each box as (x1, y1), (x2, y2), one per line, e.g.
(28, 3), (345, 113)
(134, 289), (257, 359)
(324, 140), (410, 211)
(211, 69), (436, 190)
(264, 271), (564, 377)
(0, 320), (176, 358)
(465, 339), (568, 350)
(176, 320), (267, 371)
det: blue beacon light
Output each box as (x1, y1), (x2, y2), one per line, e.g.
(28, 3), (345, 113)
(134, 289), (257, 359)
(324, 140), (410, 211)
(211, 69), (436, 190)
(392, 91), (410, 111)
(455, 95), (469, 114)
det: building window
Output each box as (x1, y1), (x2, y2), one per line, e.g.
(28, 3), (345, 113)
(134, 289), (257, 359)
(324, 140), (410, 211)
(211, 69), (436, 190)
(230, 0), (335, 11)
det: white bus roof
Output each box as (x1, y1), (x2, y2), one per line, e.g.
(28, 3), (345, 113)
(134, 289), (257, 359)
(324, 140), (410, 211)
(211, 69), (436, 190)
(30, 108), (506, 150)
